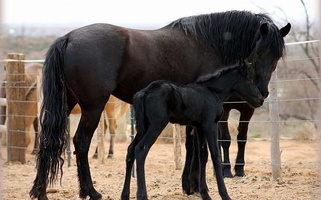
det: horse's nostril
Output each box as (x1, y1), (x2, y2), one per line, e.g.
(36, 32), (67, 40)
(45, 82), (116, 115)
(264, 91), (269, 98)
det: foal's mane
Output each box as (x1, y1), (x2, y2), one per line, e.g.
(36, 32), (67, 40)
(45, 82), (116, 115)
(166, 10), (286, 64)
(196, 63), (240, 84)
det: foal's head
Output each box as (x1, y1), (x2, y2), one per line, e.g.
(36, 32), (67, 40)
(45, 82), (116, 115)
(233, 60), (264, 108)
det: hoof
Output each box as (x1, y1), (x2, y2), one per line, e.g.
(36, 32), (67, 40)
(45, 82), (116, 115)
(107, 154), (113, 159)
(121, 195), (129, 200)
(234, 166), (245, 177)
(223, 170), (234, 178)
(183, 188), (194, 196)
(88, 192), (103, 200)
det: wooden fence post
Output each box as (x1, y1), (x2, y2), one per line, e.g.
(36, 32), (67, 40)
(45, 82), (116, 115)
(97, 112), (105, 164)
(173, 124), (182, 170)
(6, 53), (26, 163)
(269, 69), (281, 180)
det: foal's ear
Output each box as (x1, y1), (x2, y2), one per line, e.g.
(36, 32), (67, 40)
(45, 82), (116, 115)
(280, 23), (291, 37)
(260, 23), (269, 36)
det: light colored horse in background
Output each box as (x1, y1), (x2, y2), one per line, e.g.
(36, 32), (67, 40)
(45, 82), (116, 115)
(0, 63), (129, 157)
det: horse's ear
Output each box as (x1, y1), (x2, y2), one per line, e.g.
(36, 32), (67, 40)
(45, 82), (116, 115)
(280, 23), (291, 37)
(260, 23), (269, 36)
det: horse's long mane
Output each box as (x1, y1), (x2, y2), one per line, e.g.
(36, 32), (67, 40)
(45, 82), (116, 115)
(166, 10), (285, 64)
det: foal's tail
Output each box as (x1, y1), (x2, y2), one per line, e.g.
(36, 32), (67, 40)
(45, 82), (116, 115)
(133, 91), (147, 137)
(30, 34), (70, 198)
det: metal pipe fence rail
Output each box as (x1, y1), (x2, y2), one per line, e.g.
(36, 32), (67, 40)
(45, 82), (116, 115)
(0, 40), (320, 178)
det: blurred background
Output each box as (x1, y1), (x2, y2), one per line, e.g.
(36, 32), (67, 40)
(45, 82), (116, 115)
(0, 1), (320, 199)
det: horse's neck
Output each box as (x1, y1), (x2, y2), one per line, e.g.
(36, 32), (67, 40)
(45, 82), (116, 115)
(205, 73), (239, 102)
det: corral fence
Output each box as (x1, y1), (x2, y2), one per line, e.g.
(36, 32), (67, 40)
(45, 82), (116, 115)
(0, 40), (320, 180)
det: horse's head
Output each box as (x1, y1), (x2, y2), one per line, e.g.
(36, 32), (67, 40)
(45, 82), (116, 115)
(233, 60), (264, 108)
(249, 22), (291, 98)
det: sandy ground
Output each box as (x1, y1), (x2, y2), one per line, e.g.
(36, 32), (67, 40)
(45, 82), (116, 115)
(1, 138), (320, 200)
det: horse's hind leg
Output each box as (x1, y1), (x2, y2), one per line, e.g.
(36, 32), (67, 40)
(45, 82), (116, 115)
(73, 103), (107, 200)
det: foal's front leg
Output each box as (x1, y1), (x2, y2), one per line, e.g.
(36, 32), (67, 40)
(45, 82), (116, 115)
(204, 123), (231, 200)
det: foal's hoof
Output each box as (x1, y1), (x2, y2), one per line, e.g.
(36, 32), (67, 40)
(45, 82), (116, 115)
(121, 195), (129, 200)
(137, 195), (148, 200)
(183, 188), (194, 196)
(107, 154), (113, 159)
(88, 191), (102, 200)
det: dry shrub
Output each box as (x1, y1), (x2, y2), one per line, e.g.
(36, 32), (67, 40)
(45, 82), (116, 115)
(292, 122), (316, 140)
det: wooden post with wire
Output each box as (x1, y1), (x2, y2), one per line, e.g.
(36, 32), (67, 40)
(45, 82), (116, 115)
(269, 69), (282, 180)
(5, 53), (26, 163)
(173, 124), (182, 170)
(97, 112), (105, 164)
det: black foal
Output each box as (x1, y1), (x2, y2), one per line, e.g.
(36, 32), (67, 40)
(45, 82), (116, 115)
(121, 60), (264, 200)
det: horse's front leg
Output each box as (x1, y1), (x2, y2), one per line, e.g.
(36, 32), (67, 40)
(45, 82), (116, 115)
(204, 122), (231, 200)
(73, 106), (105, 200)
(219, 109), (233, 178)
(234, 105), (254, 177)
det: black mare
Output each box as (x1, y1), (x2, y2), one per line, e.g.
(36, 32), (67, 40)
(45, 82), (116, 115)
(121, 61), (264, 200)
(30, 10), (290, 200)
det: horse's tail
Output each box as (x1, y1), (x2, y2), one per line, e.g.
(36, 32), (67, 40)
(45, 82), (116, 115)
(133, 91), (147, 137)
(36, 34), (70, 186)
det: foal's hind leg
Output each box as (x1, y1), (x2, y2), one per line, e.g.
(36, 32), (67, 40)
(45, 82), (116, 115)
(135, 122), (168, 200)
(73, 104), (107, 200)
(195, 127), (210, 200)
(182, 126), (197, 195)
(203, 123), (231, 200)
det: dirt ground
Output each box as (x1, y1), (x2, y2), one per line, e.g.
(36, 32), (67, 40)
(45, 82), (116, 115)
(1, 138), (320, 200)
